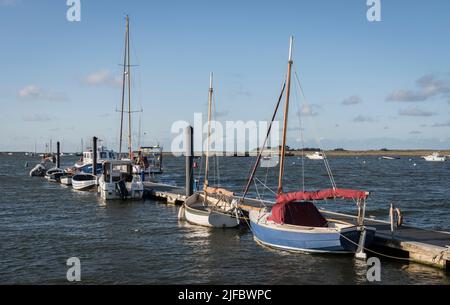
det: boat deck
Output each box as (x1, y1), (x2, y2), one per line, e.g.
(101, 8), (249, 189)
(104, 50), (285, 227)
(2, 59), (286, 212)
(144, 182), (450, 270)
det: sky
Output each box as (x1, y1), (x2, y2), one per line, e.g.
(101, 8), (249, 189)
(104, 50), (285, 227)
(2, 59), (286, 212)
(1, 0), (450, 152)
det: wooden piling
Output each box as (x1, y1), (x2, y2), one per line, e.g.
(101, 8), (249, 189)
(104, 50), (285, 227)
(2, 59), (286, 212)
(92, 137), (98, 175)
(56, 142), (61, 169)
(185, 126), (194, 197)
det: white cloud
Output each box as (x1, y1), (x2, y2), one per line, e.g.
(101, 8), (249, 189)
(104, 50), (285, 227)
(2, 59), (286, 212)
(398, 107), (434, 117)
(18, 85), (67, 102)
(387, 74), (450, 102)
(431, 121), (450, 128)
(353, 115), (375, 123)
(22, 114), (55, 122)
(83, 69), (122, 87)
(298, 104), (320, 117)
(0, 0), (20, 6)
(342, 95), (362, 106)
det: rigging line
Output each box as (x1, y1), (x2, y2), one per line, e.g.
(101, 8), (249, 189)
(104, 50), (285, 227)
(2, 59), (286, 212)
(293, 75), (306, 192)
(293, 68), (337, 190)
(254, 177), (277, 196)
(212, 93), (221, 188)
(241, 81), (287, 200)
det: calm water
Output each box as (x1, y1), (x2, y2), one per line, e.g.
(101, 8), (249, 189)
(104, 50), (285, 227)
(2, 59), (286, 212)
(1, 154), (449, 285)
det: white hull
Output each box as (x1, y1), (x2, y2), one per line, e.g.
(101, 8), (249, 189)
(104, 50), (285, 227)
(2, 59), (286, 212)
(60, 177), (72, 186)
(306, 152), (325, 160)
(72, 174), (97, 191)
(423, 156), (446, 162)
(98, 181), (144, 200)
(179, 193), (239, 228)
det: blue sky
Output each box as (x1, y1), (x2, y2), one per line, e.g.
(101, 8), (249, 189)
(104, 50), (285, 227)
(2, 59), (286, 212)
(1, 0), (450, 152)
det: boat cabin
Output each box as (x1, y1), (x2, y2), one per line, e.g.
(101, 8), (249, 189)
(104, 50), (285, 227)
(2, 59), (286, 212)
(136, 146), (163, 174)
(82, 146), (116, 165)
(101, 160), (135, 184)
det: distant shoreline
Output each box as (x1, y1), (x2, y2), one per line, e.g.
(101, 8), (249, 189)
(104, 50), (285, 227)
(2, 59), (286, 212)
(2, 150), (450, 157)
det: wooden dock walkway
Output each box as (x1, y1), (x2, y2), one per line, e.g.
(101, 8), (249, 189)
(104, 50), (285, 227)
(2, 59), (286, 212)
(144, 182), (450, 270)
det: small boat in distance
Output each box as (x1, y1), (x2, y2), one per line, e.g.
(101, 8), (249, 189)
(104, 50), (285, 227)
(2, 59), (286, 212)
(306, 151), (325, 160)
(381, 156), (400, 160)
(423, 152), (446, 162)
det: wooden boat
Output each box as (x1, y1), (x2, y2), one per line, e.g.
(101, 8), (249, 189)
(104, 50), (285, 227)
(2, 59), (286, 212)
(243, 37), (375, 256)
(97, 160), (144, 200)
(179, 73), (239, 228)
(72, 173), (97, 191)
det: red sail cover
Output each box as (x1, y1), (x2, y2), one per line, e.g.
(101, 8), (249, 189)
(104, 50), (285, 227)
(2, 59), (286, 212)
(267, 201), (328, 227)
(276, 188), (368, 205)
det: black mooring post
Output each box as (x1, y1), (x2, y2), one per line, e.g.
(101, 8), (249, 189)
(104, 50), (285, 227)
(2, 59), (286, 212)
(185, 126), (194, 197)
(56, 142), (61, 168)
(92, 137), (98, 176)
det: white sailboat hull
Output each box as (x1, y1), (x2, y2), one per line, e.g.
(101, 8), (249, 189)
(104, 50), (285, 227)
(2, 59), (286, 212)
(180, 193), (239, 228)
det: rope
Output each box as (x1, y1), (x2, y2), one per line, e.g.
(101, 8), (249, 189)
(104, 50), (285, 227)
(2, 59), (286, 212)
(338, 231), (412, 262)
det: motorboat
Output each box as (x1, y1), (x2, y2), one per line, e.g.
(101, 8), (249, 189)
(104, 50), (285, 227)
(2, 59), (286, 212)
(423, 152), (446, 162)
(97, 160), (144, 200)
(306, 151), (325, 160)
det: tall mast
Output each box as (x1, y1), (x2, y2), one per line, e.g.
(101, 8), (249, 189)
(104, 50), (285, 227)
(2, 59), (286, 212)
(119, 16), (129, 157)
(204, 72), (213, 191)
(127, 16), (133, 159)
(277, 36), (294, 194)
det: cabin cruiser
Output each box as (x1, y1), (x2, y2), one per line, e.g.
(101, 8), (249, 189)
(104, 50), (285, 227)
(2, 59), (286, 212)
(423, 152), (446, 162)
(134, 146), (163, 174)
(306, 151), (325, 160)
(97, 160), (144, 200)
(75, 146), (116, 169)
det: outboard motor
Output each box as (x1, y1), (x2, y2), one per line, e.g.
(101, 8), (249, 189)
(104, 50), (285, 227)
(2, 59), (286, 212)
(116, 180), (129, 200)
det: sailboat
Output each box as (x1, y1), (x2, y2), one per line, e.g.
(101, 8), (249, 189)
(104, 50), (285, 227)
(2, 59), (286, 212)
(246, 37), (376, 255)
(97, 16), (144, 200)
(178, 73), (240, 228)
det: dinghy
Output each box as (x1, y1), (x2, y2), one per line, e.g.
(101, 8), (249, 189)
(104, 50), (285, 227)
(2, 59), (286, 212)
(242, 37), (376, 256)
(179, 73), (239, 228)
(179, 187), (240, 228)
(72, 173), (98, 191)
